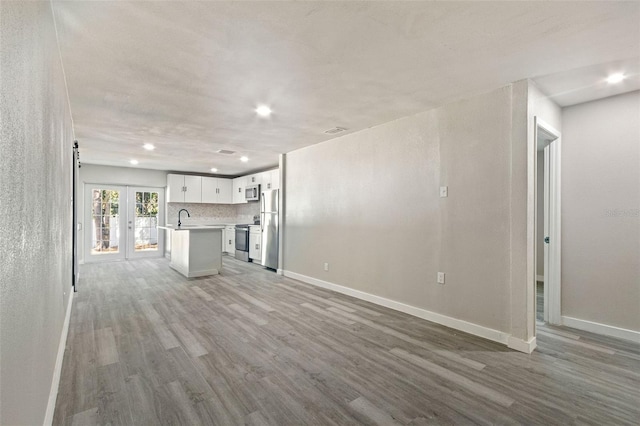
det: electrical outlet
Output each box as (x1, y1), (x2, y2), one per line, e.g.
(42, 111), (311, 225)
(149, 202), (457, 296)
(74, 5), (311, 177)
(324, 262), (329, 271)
(437, 272), (446, 284)
(440, 186), (448, 197)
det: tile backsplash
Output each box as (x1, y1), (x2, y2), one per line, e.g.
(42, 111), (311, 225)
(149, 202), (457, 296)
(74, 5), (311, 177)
(166, 202), (260, 225)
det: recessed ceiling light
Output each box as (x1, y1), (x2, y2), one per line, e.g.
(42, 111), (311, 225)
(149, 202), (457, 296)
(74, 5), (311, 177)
(130, 159), (139, 165)
(143, 143), (155, 150)
(255, 105), (272, 117)
(211, 168), (218, 172)
(606, 73), (625, 84)
(240, 156), (249, 162)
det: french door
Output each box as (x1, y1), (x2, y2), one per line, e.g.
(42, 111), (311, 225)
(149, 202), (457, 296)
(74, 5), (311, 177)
(84, 185), (164, 262)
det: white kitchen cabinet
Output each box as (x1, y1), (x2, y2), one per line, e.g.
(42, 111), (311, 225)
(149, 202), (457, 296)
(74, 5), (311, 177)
(167, 174), (185, 203)
(249, 226), (261, 263)
(225, 226), (236, 253)
(247, 173), (260, 186)
(218, 179), (232, 203)
(264, 169), (280, 190)
(201, 177), (217, 203)
(184, 175), (202, 203)
(221, 228), (226, 252)
(167, 174), (202, 203)
(202, 177), (233, 204)
(259, 171), (271, 190)
(233, 176), (247, 204)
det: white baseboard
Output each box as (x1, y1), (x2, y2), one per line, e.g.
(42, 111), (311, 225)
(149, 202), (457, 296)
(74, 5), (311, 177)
(562, 316), (640, 343)
(536, 275), (543, 282)
(508, 335), (537, 353)
(170, 263), (219, 278)
(44, 291), (74, 425)
(281, 270), (533, 351)
(276, 268), (284, 276)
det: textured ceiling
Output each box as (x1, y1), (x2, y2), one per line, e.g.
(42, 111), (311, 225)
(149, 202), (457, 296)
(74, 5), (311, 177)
(52, 1), (640, 176)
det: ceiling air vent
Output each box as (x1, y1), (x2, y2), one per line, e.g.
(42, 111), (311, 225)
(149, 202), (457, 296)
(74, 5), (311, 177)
(216, 149), (236, 155)
(324, 127), (347, 135)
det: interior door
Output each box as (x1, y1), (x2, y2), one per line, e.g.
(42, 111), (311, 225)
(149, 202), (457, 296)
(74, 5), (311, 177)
(84, 185), (127, 262)
(127, 187), (164, 259)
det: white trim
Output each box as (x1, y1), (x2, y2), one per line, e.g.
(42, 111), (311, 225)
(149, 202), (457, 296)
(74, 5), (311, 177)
(280, 270), (537, 351)
(44, 291), (74, 425)
(562, 316), (640, 344)
(276, 268), (284, 276)
(548, 135), (562, 325)
(508, 335), (537, 353)
(169, 264), (219, 278)
(536, 275), (543, 282)
(543, 145), (550, 323)
(535, 118), (562, 326)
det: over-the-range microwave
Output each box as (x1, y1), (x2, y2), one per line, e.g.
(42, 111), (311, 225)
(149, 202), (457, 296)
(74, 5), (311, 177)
(245, 184), (260, 201)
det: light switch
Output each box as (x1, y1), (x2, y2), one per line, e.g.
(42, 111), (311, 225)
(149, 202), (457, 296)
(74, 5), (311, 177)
(437, 272), (445, 284)
(440, 186), (448, 197)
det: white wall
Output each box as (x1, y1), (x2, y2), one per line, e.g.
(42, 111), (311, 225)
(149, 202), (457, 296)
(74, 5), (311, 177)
(523, 82), (562, 340)
(284, 85), (533, 345)
(0, 2), (75, 424)
(531, 84), (563, 283)
(80, 163), (168, 187)
(562, 91), (640, 332)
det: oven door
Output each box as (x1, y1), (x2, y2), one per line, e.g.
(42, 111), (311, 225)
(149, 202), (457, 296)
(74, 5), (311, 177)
(235, 228), (249, 251)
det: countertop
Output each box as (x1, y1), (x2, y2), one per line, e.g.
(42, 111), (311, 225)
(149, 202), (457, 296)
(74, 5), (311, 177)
(159, 224), (226, 231)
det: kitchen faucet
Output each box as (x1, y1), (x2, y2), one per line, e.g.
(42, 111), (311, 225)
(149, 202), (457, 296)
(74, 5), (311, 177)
(178, 209), (190, 227)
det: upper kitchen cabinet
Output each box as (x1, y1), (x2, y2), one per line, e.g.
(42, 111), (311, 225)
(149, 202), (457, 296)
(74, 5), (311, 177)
(269, 169), (280, 190)
(255, 169), (280, 191)
(217, 178), (232, 203)
(233, 176), (247, 204)
(167, 174), (202, 203)
(259, 171), (271, 190)
(230, 169), (279, 204)
(246, 173), (260, 186)
(202, 177), (232, 204)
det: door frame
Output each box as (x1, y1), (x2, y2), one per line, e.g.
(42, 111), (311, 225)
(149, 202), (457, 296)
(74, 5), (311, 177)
(127, 186), (165, 260)
(534, 118), (562, 325)
(83, 184), (165, 263)
(84, 184), (128, 263)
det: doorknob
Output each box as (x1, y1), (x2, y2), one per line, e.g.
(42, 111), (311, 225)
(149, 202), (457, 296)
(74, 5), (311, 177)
(544, 237), (550, 244)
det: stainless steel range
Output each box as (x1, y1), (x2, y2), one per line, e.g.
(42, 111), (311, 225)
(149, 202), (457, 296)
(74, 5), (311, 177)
(234, 224), (250, 262)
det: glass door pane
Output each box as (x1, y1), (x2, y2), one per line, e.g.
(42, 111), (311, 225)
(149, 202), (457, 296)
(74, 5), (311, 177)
(128, 187), (164, 259)
(84, 185), (126, 262)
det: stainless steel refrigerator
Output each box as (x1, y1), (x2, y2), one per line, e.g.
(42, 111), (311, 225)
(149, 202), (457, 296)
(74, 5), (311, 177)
(260, 189), (279, 269)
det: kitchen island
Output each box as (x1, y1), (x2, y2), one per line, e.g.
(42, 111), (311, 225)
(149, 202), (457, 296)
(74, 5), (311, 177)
(159, 225), (224, 278)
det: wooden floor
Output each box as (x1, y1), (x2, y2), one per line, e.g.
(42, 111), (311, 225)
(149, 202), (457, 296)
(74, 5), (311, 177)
(536, 281), (544, 322)
(54, 256), (640, 425)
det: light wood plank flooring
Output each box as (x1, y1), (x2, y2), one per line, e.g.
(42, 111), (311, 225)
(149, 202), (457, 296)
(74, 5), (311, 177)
(54, 256), (640, 425)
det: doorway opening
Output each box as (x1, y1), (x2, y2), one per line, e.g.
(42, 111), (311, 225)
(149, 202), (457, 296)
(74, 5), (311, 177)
(84, 185), (164, 262)
(535, 118), (561, 328)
